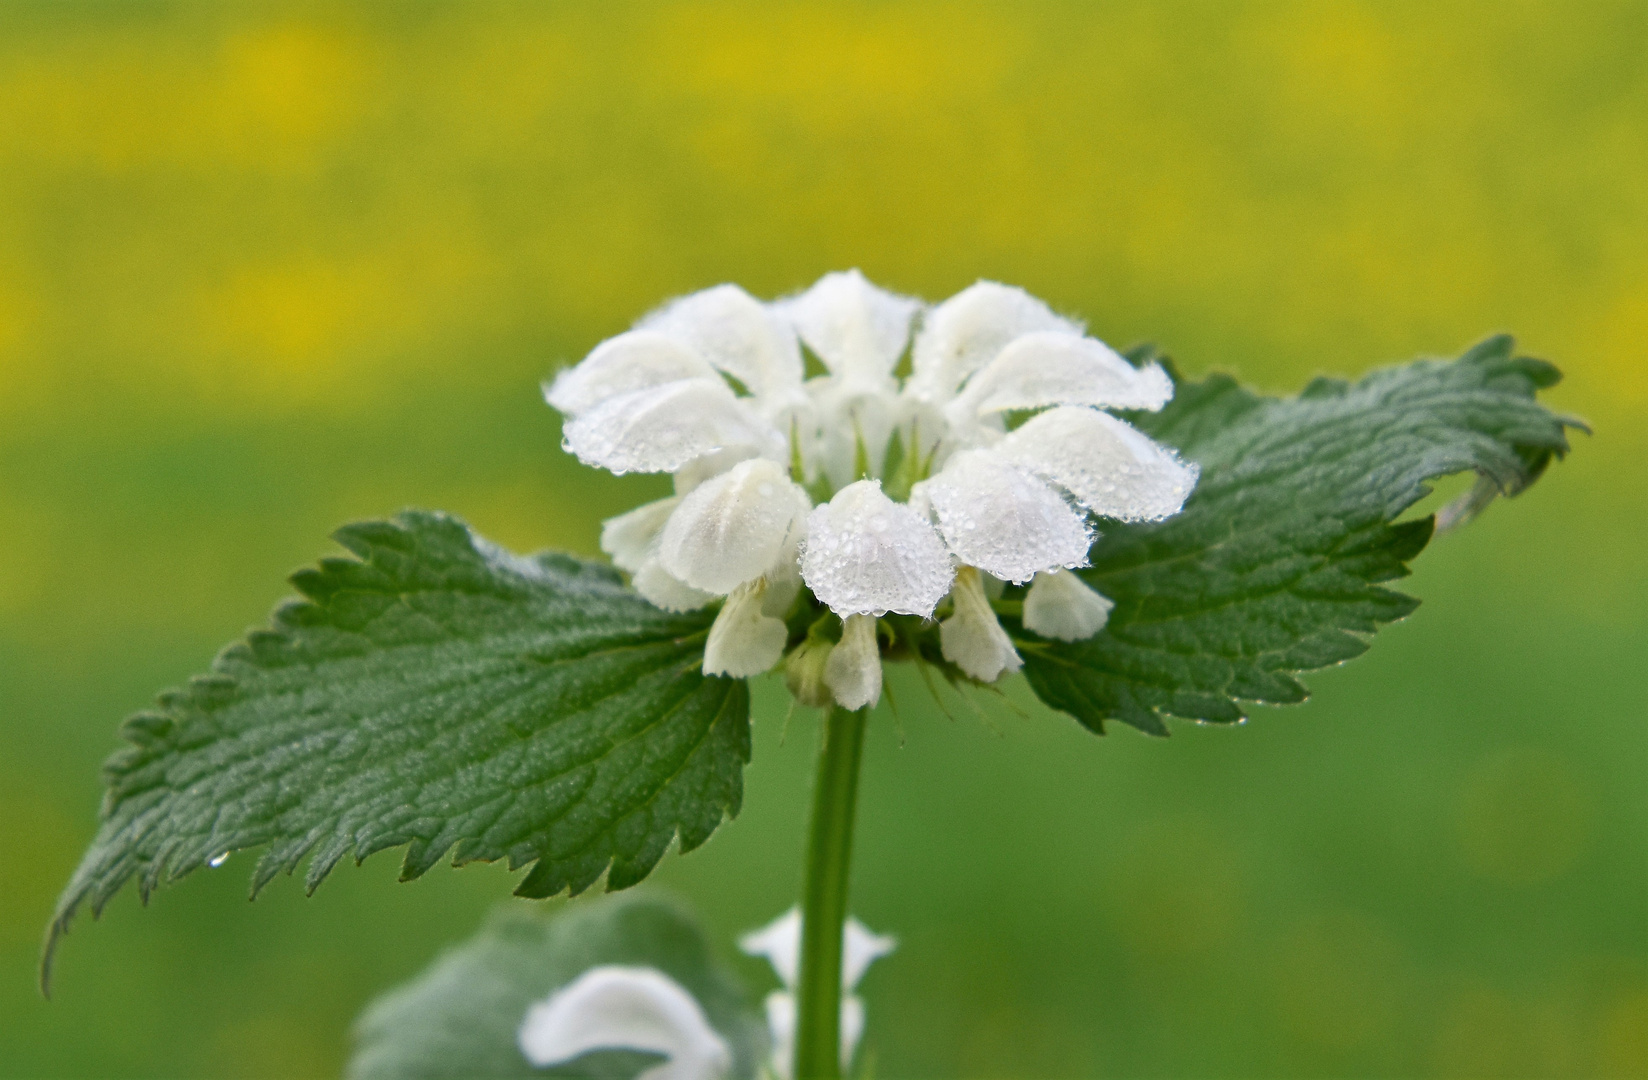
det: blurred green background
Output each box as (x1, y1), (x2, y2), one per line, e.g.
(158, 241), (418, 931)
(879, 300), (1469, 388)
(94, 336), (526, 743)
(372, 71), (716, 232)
(1, 2), (1644, 1077)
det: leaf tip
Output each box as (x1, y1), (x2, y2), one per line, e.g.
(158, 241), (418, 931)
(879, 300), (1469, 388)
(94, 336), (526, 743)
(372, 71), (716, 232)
(1461, 333), (1516, 364)
(1511, 354), (1563, 389)
(38, 919), (65, 999)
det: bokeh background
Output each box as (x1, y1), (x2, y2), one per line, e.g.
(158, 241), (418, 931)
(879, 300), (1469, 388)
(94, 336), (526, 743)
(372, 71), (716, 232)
(2, 2), (1644, 1077)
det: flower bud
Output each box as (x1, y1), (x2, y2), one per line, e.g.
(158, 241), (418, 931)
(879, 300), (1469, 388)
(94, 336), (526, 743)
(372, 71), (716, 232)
(783, 624), (836, 709)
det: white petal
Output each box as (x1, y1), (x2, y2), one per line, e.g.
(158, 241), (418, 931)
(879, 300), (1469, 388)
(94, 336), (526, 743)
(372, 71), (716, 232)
(840, 996), (866, 1075)
(641, 284), (803, 403)
(939, 566), (1021, 682)
(763, 529), (806, 617)
(517, 965), (731, 1080)
(632, 559), (716, 612)
(673, 446), (761, 496)
(601, 497), (680, 573)
(916, 449), (1091, 584)
(703, 579), (790, 677)
(763, 992), (796, 1080)
(546, 330), (721, 416)
(739, 907), (803, 990)
(910, 281), (1079, 401)
(659, 458), (811, 594)
(779, 269), (920, 389)
(758, 991), (869, 1080)
(806, 380), (906, 491)
(738, 908), (894, 993)
(950, 330), (1173, 418)
(996, 406), (1199, 521)
(1023, 570), (1114, 641)
(842, 919), (896, 991)
(825, 613), (882, 711)
(563, 379), (780, 476)
(800, 480), (954, 618)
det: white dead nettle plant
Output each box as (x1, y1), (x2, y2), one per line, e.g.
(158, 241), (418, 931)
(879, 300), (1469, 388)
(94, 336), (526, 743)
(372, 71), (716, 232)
(547, 271), (1197, 711)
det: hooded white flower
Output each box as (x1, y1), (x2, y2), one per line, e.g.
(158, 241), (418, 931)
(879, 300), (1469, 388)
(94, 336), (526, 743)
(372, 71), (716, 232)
(517, 965), (732, 1080)
(940, 566), (1023, 682)
(547, 283), (810, 623)
(739, 907), (896, 1080)
(547, 272), (1197, 696)
(1023, 568), (1115, 641)
(822, 613), (883, 712)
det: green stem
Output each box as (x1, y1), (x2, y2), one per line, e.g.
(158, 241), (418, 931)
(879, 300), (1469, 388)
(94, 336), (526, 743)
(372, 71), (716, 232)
(794, 705), (869, 1080)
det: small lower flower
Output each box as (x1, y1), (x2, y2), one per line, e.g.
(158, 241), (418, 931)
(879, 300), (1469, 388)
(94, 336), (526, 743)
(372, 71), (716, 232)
(940, 566), (1023, 682)
(511, 909), (895, 1080)
(739, 908), (896, 1080)
(704, 577), (792, 678)
(823, 613), (883, 712)
(518, 965), (732, 1080)
(1023, 568), (1115, 641)
(547, 271), (1198, 709)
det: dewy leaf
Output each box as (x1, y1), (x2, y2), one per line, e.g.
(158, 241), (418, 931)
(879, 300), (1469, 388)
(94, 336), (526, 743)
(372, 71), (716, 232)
(46, 512), (749, 982)
(1012, 336), (1578, 736)
(348, 894), (768, 1080)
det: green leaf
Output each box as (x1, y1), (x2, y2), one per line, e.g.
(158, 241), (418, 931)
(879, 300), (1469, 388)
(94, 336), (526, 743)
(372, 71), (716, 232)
(348, 894), (768, 1080)
(46, 512), (749, 981)
(1014, 336), (1577, 736)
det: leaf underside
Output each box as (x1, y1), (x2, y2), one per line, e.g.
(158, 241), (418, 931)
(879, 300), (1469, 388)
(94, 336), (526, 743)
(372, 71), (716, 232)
(348, 895), (767, 1080)
(1012, 335), (1575, 736)
(46, 512), (749, 982)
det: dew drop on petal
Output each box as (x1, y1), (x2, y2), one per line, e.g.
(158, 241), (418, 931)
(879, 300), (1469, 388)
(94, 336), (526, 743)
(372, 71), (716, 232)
(910, 281), (1080, 400)
(800, 481), (954, 618)
(996, 406), (1198, 522)
(562, 379), (780, 475)
(920, 450), (1092, 583)
(659, 459), (811, 594)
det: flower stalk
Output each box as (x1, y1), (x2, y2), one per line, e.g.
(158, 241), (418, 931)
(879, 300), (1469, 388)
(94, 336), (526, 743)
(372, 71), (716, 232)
(794, 705), (869, 1080)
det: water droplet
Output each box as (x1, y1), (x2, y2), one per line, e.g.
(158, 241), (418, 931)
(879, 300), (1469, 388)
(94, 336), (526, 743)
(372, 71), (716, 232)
(208, 853), (229, 868)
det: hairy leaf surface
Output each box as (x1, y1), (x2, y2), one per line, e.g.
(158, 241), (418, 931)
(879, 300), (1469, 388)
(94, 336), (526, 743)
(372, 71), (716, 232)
(1013, 336), (1575, 735)
(48, 512), (747, 976)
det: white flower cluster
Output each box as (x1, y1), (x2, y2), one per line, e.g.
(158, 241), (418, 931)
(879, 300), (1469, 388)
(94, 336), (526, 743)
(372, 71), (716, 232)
(548, 272), (1197, 710)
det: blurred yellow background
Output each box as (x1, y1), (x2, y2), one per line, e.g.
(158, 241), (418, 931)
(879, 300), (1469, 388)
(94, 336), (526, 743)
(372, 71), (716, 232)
(1, 2), (1643, 1077)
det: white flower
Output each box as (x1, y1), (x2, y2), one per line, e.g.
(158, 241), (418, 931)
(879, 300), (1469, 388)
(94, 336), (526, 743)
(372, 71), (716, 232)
(1023, 569), (1114, 641)
(739, 907), (896, 1080)
(915, 449), (1090, 584)
(518, 965), (732, 1080)
(777, 269), (921, 490)
(547, 272), (1197, 696)
(704, 577), (792, 678)
(659, 459), (810, 595)
(801, 480), (954, 619)
(940, 567), (1023, 682)
(823, 613), (883, 712)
